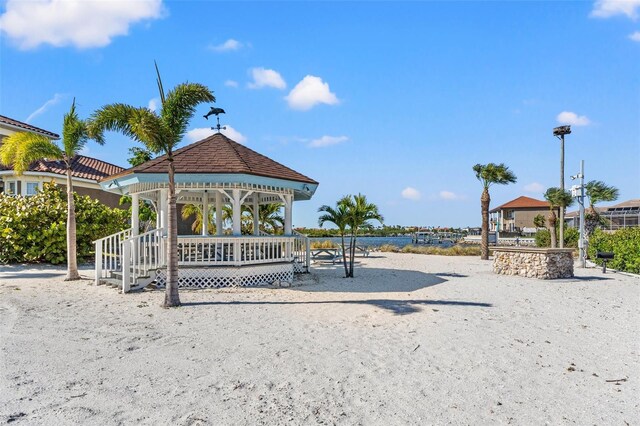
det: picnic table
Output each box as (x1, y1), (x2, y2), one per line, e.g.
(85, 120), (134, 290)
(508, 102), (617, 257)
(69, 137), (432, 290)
(310, 248), (342, 263)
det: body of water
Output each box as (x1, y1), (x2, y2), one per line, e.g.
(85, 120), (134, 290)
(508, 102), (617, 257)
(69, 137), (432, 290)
(309, 236), (455, 249)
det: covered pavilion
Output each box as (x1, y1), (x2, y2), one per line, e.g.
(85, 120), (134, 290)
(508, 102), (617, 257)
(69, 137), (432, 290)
(94, 133), (318, 292)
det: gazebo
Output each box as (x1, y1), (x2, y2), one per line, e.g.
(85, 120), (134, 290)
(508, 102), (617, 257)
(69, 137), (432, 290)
(94, 133), (318, 292)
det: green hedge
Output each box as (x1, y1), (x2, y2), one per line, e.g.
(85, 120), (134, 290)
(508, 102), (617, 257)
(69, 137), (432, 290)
(0, 183), (128, 264)
(588, 228), (640, 274)
(535, 227), (579, 248)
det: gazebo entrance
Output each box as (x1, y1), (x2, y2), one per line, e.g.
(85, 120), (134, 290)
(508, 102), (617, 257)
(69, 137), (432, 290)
(94, 133), (318, 292)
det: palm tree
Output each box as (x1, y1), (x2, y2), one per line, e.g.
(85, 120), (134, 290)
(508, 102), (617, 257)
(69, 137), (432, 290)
(252, 203), (284, 234)
(584, 180), (619, 237)
(344, 194), (383, 277)
(0, 100), (103, 281)
(543, 187), (574, 248)
(473, 163), (517, 260)
(318, 197), (351, 277)
(89, 64), (215, 307)
(181, 203), (215, 234)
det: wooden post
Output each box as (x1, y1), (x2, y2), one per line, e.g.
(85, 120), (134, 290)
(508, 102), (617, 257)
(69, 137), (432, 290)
(253, 193), (260, 236)
(202, 191), (208, 236)
(95, 241), (102, 285)
(122, 240), (131, 293)
(232, 188), (241, 236)
(131, 193), (139, 236)
(284, 194), (292, 235)
(215, 191), (223, 236)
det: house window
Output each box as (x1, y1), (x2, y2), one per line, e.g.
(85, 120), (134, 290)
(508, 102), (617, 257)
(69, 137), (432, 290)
(5, 180), (17, 195)
(25, 182), (39, 196)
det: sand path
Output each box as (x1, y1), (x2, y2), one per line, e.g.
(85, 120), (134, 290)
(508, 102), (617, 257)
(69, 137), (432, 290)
(0, 254), (638, 425)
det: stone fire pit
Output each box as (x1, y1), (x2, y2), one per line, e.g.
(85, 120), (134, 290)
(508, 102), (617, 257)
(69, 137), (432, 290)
(492, 247), (574, 279)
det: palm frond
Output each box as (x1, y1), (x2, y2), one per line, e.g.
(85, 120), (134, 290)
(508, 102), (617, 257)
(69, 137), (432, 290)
(161, 83), (215, 143)
(473, 163), (517, 188)
(585, 180), (619, 208)
(90, 104), (167, 153)
(0, 132), (63, 175)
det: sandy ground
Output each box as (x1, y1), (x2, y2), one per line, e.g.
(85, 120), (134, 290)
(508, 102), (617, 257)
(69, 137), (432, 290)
(0, 253), (638, 425)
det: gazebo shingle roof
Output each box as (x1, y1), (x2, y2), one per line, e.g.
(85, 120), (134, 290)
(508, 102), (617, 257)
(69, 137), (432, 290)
(108, 133), (318, 184)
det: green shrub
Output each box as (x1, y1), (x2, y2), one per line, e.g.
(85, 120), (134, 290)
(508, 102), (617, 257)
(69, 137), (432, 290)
(535, 227), (579, 248)
(0, 183), (128, 264)
(392, 244), (480, 256)
(310, 239), (339, 249)
(588, 228), (640, 274)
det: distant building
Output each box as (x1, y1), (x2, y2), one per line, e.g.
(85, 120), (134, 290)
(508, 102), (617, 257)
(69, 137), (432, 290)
(489, 196), (553, 233)
(0, 115), (124, 208)
(566, 199), (640, 230)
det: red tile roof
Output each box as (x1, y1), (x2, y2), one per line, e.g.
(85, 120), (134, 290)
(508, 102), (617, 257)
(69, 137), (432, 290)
(108, 133), (318, 184)
(490, 196), (549, 212)
(0, 115), (60, 139)
(1, 155), (124, 182)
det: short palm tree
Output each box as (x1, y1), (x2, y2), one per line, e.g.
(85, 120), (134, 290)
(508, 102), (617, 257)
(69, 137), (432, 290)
(543, 187), (574, 248)
(318, 197), (351, 278)
(345, 194), (383, 277)
(181, 203), (215, 234)
(584, 180), (619, 237)
(0, 99), (103, 280)
(252, 203), (284, 234)
(89, 64), (215, 307)
(473, 163), (517, 260)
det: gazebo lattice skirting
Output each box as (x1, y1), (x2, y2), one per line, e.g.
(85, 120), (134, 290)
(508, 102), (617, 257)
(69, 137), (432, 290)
(93, 133), (318, 293)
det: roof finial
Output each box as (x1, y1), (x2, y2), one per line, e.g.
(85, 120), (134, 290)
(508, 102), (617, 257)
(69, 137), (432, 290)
(204, 106), (226, 133)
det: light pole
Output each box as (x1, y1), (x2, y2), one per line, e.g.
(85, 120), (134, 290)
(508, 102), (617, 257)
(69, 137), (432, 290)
(553, 125), (571, 248)
(571, 160), (586, 267)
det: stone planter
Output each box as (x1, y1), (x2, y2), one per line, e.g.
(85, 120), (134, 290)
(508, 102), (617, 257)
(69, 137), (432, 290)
(492, 247), (574, 279)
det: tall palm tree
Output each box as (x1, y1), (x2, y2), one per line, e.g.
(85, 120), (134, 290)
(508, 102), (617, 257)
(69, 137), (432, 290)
(543, 187), (574, 248)
(473, 163), (517, 260)
(252, 203), (284, 234)
(0, 100), (103, 280)
(345, 194), (383, 277)
(584, 180), (619, 237)
(89, 64), (215, 307)
(318, 197), (351, 278)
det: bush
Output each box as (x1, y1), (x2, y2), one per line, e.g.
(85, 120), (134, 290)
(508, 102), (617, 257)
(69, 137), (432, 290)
(383, 244), (481, 256)
(310, 239), (339, 249)
(588, 228), (640, 274)
(0, 183), (128, 264)
(535, 227), (579, 248)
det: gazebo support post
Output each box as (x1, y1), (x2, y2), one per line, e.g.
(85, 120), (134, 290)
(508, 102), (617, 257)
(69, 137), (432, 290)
(131, 193), (139, 236)
(253, 194), (260, 236)
(202, 191), (208, 236)
(215, 191), (223, 236)
(232, 188), (241, 236)
(284, 194), (293, 259)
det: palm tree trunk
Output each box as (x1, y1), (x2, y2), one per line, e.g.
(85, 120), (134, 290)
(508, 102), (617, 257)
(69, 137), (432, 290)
(65, 168), (81, 281)
(349, 230), (357, 278)
(163, 159), (181, 308)
(340, 233), (349, 278)
(480, 188), (490, 260)
(548, 211), (557, 248)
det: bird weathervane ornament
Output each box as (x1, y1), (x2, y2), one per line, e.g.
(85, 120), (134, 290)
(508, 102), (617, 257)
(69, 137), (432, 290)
(204, 107), (226, 133)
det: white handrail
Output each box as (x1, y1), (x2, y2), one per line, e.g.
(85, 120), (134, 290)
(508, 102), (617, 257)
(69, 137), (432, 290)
(122, 228), (165, 292)
(94, 228), (132, 286)
(292, 230), (310, 272)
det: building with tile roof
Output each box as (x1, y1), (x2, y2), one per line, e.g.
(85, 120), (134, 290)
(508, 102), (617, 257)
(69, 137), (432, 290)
(0, 115), (124, 207)
(489, 196), (554, 233)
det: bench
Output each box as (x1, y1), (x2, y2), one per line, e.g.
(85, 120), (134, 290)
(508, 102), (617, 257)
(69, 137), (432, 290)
(310, 248), (342, 264)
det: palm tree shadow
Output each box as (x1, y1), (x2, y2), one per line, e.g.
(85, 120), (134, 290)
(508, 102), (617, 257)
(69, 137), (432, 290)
(182, 299), (492, 315)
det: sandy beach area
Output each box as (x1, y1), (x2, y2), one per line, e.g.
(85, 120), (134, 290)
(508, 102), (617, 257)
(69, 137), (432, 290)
(0, 253), (638, 425)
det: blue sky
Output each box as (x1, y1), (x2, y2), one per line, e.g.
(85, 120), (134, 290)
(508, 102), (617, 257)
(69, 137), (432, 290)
(1, 1), (638, 228)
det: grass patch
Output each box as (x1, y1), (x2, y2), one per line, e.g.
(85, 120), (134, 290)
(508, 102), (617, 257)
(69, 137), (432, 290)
(310, 240), (339, 249)
(379, 244), (481, 256)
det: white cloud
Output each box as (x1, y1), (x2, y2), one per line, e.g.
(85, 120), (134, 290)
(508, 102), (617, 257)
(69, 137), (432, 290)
(630, 31), (640, 41)
(25, 93), (65, 123)
(185, 125), (247, 144)
(224, 80), (239, 88)
(285, 75), (339, 111)
(524, 182), (545, 193)
(591, 0), (640, 19)
(0, 0), (164, 49)
(439, 191), (461, 200)
(308, 135), (348, 148)
(148, 98), (160, 112)
(556, 111), (591, 126)
(208, 39), (243, 52)
(401, 187), (421, 201)
(247, 67), (286, 90)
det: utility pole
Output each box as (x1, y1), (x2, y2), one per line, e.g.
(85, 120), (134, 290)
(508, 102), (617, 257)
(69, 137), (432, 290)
(571, 160), (586, 268)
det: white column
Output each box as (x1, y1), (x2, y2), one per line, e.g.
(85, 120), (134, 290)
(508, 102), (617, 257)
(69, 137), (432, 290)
(215, 191), (223, 236)
(253, 193), (260, 236)
(131, 193), (139, 236)
(232, 188), (241, 236)
(284, 194), (293, 235)
(159, 188), (168, 233)
(202, 191), (208, 236)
